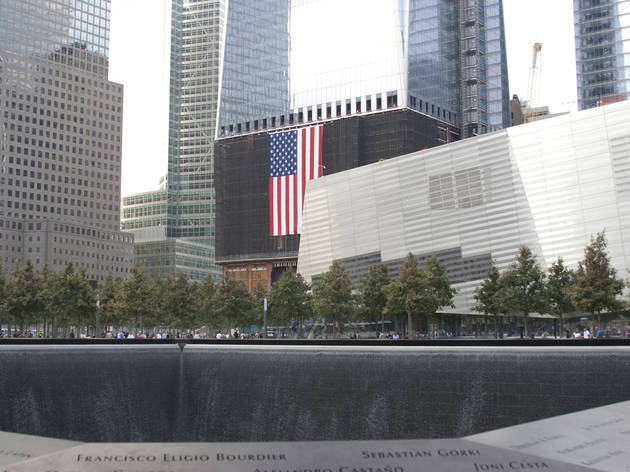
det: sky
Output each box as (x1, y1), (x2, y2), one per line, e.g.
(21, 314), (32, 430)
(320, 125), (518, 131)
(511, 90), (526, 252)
(109, 0), (578, 198)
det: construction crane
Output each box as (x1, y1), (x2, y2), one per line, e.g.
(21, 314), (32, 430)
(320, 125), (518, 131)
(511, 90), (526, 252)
(526, 42), (543, 109)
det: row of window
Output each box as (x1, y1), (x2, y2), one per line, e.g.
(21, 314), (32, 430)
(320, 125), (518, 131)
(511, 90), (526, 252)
(3, 177), (119, 201)
(4, 205), (115, 221)
(34, 64), (119, 93)
(219, 90), (459, 138)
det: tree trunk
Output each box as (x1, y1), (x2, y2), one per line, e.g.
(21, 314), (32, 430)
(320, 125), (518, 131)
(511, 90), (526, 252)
(381, 312), (385, 337)
(597, 310), (601, 330)
(407, 311), (414, 339)
(524, 313), (529, 338)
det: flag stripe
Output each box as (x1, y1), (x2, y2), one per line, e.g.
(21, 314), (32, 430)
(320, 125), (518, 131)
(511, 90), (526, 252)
(308, 127), (315, 180)
(284, 175), (289, 234)
(269, 178), (274, 236)
(278, 177), (283, 235)
(318, 125), (323, 177)
(301, 128), (307, 210)
(269, 125), (323, 236)
(293, 173), (298, 234)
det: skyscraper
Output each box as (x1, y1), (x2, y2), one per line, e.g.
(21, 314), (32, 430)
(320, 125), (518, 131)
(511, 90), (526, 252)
(574, 0), (630, 110)
(216, 0), (510, 140)
(0, 0), (133, 280)
(121, 0), (224, 280)
(214, 0), (510, 287)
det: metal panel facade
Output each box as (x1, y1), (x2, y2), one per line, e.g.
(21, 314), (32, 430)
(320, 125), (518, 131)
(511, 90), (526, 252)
(298, 101), (630, 313)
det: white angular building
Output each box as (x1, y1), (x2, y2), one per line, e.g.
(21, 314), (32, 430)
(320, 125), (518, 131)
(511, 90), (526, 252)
(297, 100), (630, 313)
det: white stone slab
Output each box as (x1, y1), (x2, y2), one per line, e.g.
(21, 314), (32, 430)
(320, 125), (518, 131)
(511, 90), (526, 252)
(4, 439), (591, 472)
(466, 400), (630, 471)
(0, 431), (80, 467)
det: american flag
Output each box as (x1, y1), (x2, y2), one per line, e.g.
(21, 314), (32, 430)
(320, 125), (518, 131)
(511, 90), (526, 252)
(269, 125), (323, 236)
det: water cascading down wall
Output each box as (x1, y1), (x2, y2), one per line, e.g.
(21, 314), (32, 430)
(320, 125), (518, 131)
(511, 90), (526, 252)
(1, 343), (629, 442)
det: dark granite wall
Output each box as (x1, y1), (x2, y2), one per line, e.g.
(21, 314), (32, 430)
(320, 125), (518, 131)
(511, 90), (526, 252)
(0, 345), (628, 442)
(214, 109), (444, 263)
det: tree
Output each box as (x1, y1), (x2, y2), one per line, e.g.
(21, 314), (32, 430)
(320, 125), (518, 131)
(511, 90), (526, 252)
(384, 253), (424, 337)
(502, 246), (548, 337)
(360, 264), (390, 335)
(384, 254), (455, 339)
(44, 263), (96, 337)
(5, 260), (44, 334)
(473, 262), (514, 337)
(418, 256), (456, 339)
(312, 261), (354, 338)
(215, 277), (254, 330)
(196, 274), (218, 331)
(0, 262), (6, 333)
(118, 267), (155, 334)
(38, 265), (55, 335)
(249, 282), (269, 331)
(571, 232), (624, 328)
(474, 263), (501, 316)
(98, 272), (124, 335)
(73, 266), (97, 335)
(473, 262), (501, 336)
(269, 269), (310, 336)
(166, 272), (196, 332)
(546, 257), (574, 338)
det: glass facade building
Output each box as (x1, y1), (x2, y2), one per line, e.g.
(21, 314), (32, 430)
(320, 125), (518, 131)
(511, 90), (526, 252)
(217, 0), (510, 139)
(574, 0), (630, 110)
(0, 0), (134, 280)
(122, 0), (224, 281)
(298, 100), (630, 313)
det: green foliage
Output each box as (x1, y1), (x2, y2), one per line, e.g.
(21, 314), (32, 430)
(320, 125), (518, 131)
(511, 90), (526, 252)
(0, 261), (6, 311)
(474, 262), (517, 323)
(473, 262), (502, 316)
(215, 277), (254, 328)
(501, 246), (548, 337)
(168, 272), (196, 330)
(1, 231), (625, 338)
(385, 253), (423, 316)
(250, 282), (268, 328)
(418, 256), (456, 338)
(423, 256), (456, 311)
(149, 272), (198, 330)
(269, 268), (310, 327)
(312, 261), (354, 338)
(385, 254), (455, 338)
(196, 274), (218, 328)
(118, 266), (155, 331)
(97, 272), (124, 330)
(40, 264), (96, 336)
(359, 264), (390, 332)
(4, 260), (44, 329)
(571, 232), (624, 325)
(546, 257), (574, 334)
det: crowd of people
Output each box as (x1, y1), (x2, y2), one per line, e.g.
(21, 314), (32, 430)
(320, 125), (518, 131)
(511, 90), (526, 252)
(570, 325), (630, 339)
(2, 324), (630, 339)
